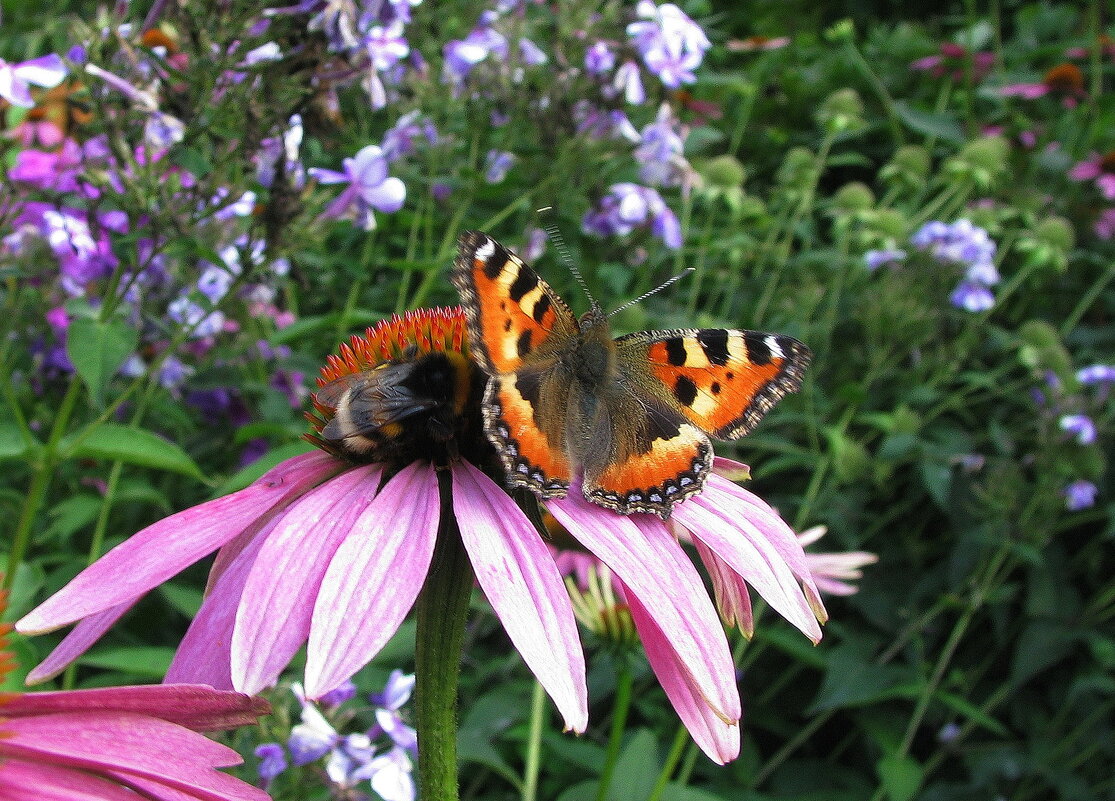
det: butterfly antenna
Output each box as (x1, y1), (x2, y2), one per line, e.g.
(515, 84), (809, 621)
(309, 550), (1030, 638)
(537, 207), (597, 308)
(608, 268), (695, 317)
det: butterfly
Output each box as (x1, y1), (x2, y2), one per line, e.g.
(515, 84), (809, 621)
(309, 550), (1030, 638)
(450, 231), (811, 518)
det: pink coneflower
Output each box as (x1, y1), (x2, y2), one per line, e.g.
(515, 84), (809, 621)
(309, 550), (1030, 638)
(1000, 62), (1086, 108)
(0, 586), (270, 800)
(18, 307), (825, 766)
(910, 42), (995, 82)
(1068, 150), (1115, 200)
(726, 35), (790, 52)
(797, 525), (877, 596)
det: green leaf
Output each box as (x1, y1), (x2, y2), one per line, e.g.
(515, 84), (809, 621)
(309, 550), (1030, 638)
(809, 643), (911, 712)
(935, 690), (1009, 736)
(61, 423), (205, 480)
(893, 101), (965, 144)
(66, 317), (138, 408)
(607, 729), (659, 801)
(80, 646), (176, 678)
(877, 752), (924, 801)
(0, 422), (34, 462)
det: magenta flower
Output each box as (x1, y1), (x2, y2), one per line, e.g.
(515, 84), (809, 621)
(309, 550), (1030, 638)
(1068, 151), (1115, 200)
(1095, 208), (1115, 240)
(1000, 63), (1086, 108)
(0, 589), (270, 801)
(910, 42), (995, 82)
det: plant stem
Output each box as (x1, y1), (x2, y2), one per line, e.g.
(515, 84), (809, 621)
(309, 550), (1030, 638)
(594, 657), (634, 801)
(647, 724), (690, 801)
(521, 680), (546, 801)
(414, 471), (475, 801)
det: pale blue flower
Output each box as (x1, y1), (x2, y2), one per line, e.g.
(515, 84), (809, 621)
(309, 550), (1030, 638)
(0, 54), (66, 107)
(309, 144), (406, 230)
(1063, 479), (1098, 511)
(1060, 414), (1097, 445)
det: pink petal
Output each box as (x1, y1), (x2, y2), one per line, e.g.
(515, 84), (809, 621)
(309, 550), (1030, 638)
(163, 515), (282, 689)
(548, 492), (740, 723)
(0, 759), (143, 801)
(3, 685), (268, 732)
(232, 465), (383, 694)
(623, 583), (741, 764)
(1, 712), (267, 800)
(305, 462), (440, 697)
(25, 602), (135, 685)
(675, 476), (825, 642)
(452, 461), (588, 733)
(18, 451), (341, 634)
(692, 538), (753, 637)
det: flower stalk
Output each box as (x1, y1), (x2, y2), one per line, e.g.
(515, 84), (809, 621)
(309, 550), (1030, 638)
(413, 470), (476, 801)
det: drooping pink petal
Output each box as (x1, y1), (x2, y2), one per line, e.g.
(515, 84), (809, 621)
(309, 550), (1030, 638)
(163, 515), (282, 689)
(2, 712), (268, 800)
(623, 582), (741, 764)
(691, 538), (754, 637)
(548, 492), (740, 723)
(17, 451), (342, 634)
(305, 461), (441, 697)
(0, 759), (144, 801)
(452, 461), (588, 733)
(675, 475), (825, 642)
(232, 465), (383, 695)
(25, 601), (135, 685)
(3, 685), (269, 732)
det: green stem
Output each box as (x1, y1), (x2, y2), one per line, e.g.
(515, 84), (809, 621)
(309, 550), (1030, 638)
(521, 680), (546, 801)
(1060, 262), (1115, 337)
(843, 39), (903, 147)
(647, 724), (690, 801)
(594, 658), (634, 801)
(414, 472), (475, 801)
(5, 376), (84, 591)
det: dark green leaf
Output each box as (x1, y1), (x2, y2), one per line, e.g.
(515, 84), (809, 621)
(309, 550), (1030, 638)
(894, 101), (965, 144)
(61, 423), (205, 480)
(66, 318), (138, 408)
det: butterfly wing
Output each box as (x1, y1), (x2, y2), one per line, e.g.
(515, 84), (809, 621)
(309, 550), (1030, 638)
(619, 328), (811, 439)
(451, 231), (579, 496)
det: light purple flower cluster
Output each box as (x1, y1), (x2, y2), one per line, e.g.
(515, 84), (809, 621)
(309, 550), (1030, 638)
(258, 673), (417, 801)
(441, 7), (547, 91)
(911, 219), (1000, 312)
(626, 1), (711, 89)
(634, 103), (691, 187)
(582, 183), (682, 249)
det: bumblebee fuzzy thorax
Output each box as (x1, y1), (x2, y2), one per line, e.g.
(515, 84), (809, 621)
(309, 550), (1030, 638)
(306, 308), (491, 468)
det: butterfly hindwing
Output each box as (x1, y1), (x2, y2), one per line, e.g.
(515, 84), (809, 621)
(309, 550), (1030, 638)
(619, 328), (812, 439)
(451, 231), (576, 375)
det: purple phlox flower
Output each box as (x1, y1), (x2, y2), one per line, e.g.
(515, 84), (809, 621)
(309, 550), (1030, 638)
(288, 689), (339, 765)
(573, 101), (640, 142)
(521, 226), (547, 261)
(309, 144), (406, 230)
(325, 733), (377, 788)
(864, 248), (907, 271)
(257, 114), (305, 188)
(912, 219), (999, 311)
(484, 149), (516, 183)
(0, 53), (66, 107)
(627, 1), (710, 88)
(368, 670), (417, 754)
(582, 183), (682, 249)
(158, 356), (195, 393)
(1077, 364), (1115, 385)
(9, 138), (85, 193)
(84, 63), (184, 148)
(360, 0), (423, 27)
(300, 0), (363, 50)
(226, 41), (283, 84)
(1063, 479), (1098, 510)
(34, 207), (120, 296)
(168, 296), (226, 339)
(611, 60), (646, 104)
(197, 254), (241, 304)
(949, 281), (995, 312)
(519, 37), (547, 66)
(380, 110), (438, 161)
(370, 669), (415, 711)
(585, 41), (616, 76)
(364, 21), (409, 71)
(318, 678), (357, 707)
(443, 23), (508, 86)
(1094, 208), (1115, 240)
(255, 742), (288, 784)
(1060, 414), (1097, 445)
(634, 103), (688, 187)
(272, 369), (309, 408)
(796, 525), (877, 597)
(910, 42), (995, 81)
(362, 746), (416, 801)
(1068, 152), (1115, 200)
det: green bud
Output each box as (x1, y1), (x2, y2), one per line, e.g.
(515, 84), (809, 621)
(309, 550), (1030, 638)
(944, 136), (1009, 188)
(832, 181), (875, 213)
(880, 145), (930, 188)
(824, 19), (855, 43)
(776, 146), (815, 189)
(817, 88), (865, 133)
(872, 208), (907, 240)
(699, 154), (746, 189)
(1034, 216), (1075, 251)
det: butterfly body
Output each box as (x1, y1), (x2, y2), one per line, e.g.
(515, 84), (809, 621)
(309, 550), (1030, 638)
(452, 231), (810, 518)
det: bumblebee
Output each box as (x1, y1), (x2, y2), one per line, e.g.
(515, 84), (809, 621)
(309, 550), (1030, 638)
(311, 347), (489, 466)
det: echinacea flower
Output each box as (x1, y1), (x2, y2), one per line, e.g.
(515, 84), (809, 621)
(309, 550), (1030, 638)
(726, 35), (790, 52)
(1068, 151), (1115, 200)
(19, 293), (826, 765)
(0, 585), (270, 801)
(1001, 62), (1086, 108)
(796, 525), (877, 596)
(910, 42), (995, 82)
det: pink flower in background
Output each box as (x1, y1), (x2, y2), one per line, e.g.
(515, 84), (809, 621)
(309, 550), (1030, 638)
(1000, 62), (1086, 108)
(911, 42), (995, 82)
(1068, 151), (1115, 199)
(1094, 208), (1115, 240)
(796, 526), (877, 596)
(727, 35), (790, 52)
(0, 587), (270, 801)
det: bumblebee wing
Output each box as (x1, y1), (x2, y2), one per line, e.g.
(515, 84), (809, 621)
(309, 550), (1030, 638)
(316, 366), (439, 442)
